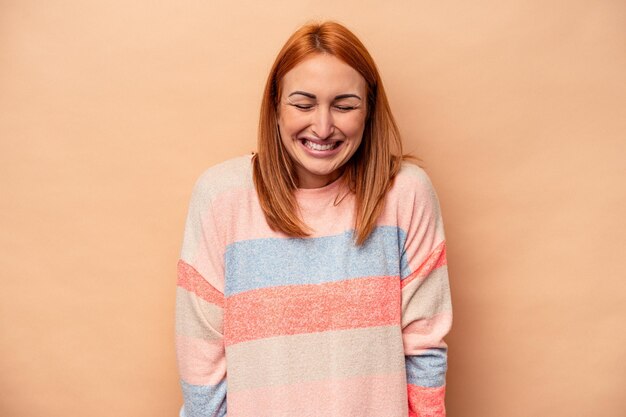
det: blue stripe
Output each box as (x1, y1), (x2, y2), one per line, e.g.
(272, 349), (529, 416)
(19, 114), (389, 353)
(405, 347), (448, 387)
(179, 379), (227, 417)
(224, 226), (410, 296)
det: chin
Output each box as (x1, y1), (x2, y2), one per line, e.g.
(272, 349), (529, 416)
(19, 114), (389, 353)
(302, 162), (341, 176)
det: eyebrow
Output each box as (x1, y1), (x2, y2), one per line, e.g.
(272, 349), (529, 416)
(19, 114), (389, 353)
(288, 91), (362, 101)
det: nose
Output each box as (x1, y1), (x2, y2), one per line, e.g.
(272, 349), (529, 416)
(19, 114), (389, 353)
(311, 106), (335, 139)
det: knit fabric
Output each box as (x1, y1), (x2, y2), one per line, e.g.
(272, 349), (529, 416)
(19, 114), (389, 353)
(175, 154), (452, 417)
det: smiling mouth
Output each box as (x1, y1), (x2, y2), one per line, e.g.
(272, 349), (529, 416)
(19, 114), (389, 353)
(301, 139), (342, 151)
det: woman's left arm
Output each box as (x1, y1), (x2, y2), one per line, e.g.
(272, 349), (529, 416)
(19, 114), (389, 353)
(399, 168), (452, 417)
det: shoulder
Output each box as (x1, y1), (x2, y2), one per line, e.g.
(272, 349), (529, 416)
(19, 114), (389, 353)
(191, 154), (254, 200)
(383, 160), (443, 219)
(391, 160), (438, 197)
(381, 161), (445, 234)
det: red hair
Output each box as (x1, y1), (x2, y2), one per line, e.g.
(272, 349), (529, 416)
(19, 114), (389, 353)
(252, 21), (420, 245)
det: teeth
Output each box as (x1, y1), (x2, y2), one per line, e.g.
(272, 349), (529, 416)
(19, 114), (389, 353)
(304, 140), (337, 151)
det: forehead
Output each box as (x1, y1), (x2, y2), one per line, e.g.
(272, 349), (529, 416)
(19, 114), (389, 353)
(280, 54), (366, 97)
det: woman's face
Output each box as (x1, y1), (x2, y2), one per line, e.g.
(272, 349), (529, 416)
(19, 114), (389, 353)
(277, 53), (367, 189)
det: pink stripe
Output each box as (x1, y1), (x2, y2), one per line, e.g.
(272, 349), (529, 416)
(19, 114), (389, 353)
(402, 241), (447, 288)
(211, 187), (357, 243)
(376, 169), (440, 228)
(177, 259), (225, 308)
(211, 172), (445, 246)
(403, 311), (452, 354)
(175, 333), (226, 386)
(224, 276), (401, 346)
(210, 163), (441, 245)
(407, 384), (446, 417)
(228, 372), (408, 417)
(211, 188), (276, 244)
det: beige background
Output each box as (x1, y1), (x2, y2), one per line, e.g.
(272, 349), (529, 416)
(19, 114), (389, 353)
(1, 1), (625, 416)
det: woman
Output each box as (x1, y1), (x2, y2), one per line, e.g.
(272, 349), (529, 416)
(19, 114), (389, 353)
(175, 21), (452, 417)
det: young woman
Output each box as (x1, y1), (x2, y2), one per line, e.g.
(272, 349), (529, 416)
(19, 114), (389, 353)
(175, 21), (452, 417)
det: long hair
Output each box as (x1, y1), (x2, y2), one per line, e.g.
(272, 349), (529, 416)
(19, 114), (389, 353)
(252, 21), (421, 246)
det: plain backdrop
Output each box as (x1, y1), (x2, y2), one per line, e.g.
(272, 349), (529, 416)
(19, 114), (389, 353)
(1, 1), (625, 416)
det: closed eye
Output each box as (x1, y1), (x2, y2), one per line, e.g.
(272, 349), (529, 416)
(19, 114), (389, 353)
(289, 103), (314, 110)
(334, 105), (358, 111)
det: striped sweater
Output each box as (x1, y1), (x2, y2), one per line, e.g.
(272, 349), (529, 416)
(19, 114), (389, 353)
(175, 154), (452, 417)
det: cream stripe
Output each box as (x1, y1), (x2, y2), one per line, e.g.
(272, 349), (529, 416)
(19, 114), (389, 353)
(175, 287), (224, 340)
(401, 266), (451, 328)
(225, 325), (405, 392)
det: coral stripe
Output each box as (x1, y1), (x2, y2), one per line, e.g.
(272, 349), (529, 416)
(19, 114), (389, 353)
(177, 259), (225, 307)
(407, 384), (447, 417)
(224, 276), (401, 346)
(402, 241), (447, 288)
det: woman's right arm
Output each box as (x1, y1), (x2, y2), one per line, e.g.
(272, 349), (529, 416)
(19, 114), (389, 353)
(175, 174), (227, 417)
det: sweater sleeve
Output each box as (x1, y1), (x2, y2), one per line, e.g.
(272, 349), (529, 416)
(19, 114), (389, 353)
(175, 174), (227, 417)
(399, 169), (452, 417)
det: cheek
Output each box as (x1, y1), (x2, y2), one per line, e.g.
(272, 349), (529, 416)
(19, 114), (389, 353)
(278, 110), (309, 134)
(339, 114), (367, 138)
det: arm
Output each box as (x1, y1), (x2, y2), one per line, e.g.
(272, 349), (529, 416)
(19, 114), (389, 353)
(400, 169), (452, 417)
(175, 174), (227, 417)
